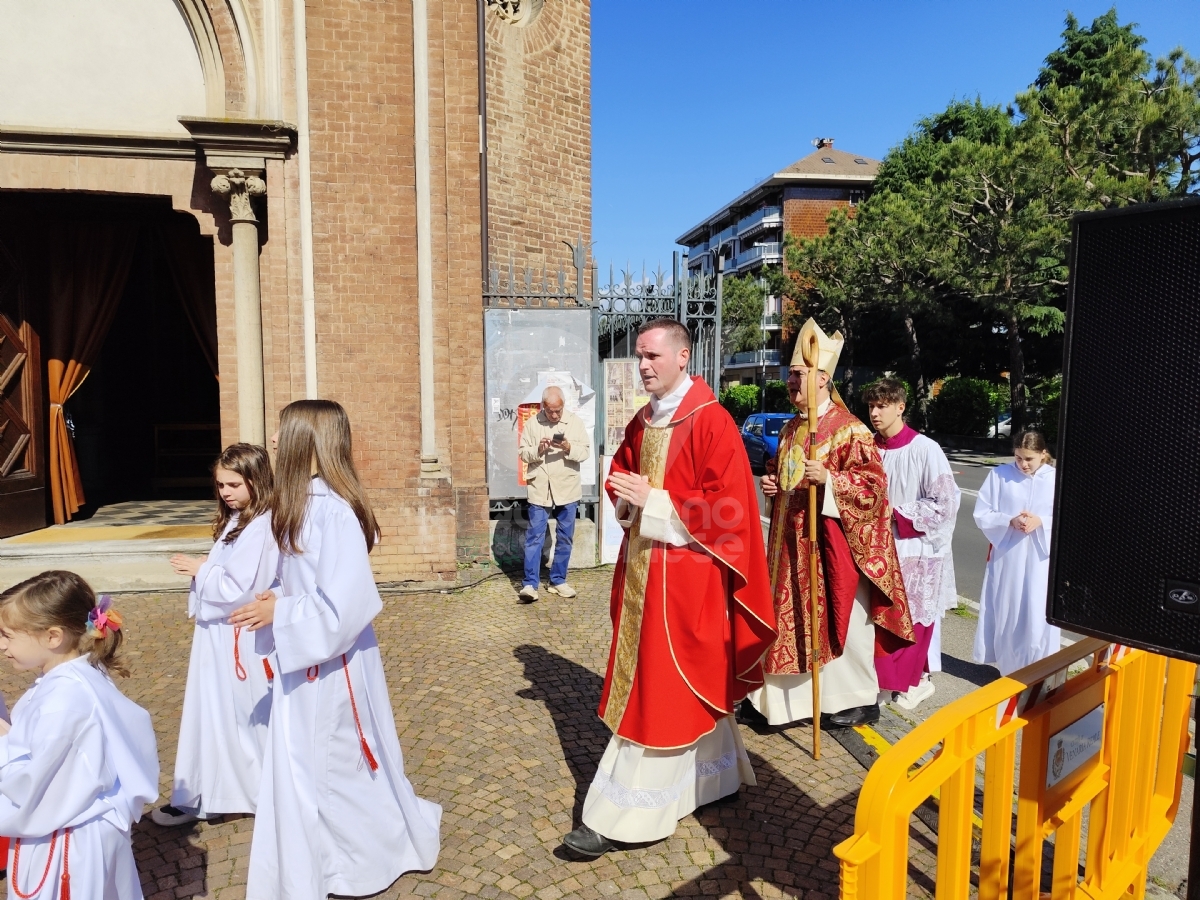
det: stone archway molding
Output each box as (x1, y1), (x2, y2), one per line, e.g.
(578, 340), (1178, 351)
(173, 0), (227, 117)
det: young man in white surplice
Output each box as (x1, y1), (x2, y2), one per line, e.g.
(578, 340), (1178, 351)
(865, 379), (960, 710)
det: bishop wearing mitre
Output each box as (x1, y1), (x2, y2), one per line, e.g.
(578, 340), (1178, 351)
(748, 319), (914, 729)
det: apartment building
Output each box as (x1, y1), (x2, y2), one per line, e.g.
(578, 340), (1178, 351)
(675, 141), (878, 384)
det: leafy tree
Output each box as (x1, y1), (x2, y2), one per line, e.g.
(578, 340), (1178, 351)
(927, 377), (995, 437)
(1019, 9), (1200, 204)
(778, 9), (1198, 435)
(719, 384), (760, 423)
(933, 132), (1078, 433)
(721, 274), (769, 353)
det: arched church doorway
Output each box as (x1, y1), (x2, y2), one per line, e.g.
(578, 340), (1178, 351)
(0, 192), (220, 537)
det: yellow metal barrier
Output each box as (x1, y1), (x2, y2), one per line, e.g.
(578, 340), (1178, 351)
(835, 638), (1196, 900)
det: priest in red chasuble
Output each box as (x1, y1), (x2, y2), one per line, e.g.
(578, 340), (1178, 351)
(748, 319), (914, 729)
(562, 318), (776, 858)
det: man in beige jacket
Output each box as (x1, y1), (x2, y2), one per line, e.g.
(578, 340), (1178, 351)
(517, 385), (591, 602)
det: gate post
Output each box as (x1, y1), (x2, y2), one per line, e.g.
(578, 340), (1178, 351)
(714, 255), (725, 390)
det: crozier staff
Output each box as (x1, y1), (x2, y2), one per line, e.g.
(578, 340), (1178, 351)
(748, 319), (914, 730)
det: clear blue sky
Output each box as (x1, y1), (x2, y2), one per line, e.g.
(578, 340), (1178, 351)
(592, 1), (1200, 273)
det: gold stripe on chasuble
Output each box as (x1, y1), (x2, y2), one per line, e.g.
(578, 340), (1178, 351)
(602, 423), (674, 733)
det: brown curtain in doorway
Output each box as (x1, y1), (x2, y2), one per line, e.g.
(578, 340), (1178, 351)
(45, 221), (138, 523)
(158, 220), (218, 379)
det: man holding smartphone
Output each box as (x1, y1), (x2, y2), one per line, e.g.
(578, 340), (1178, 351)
(517, 385), (591, 602)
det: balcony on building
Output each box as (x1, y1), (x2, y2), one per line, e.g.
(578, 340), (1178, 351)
(732, 241), (782, 272)
(762, 294), (783, 331)
(725, 348), (781, 367)
(710, 222), (737, 249)
(736, 205), (782, 239)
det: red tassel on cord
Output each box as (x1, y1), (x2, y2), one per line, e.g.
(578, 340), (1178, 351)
(61, 828), (71, 900)
(341, 654), (379, 772)
(263, 658), (274, 680)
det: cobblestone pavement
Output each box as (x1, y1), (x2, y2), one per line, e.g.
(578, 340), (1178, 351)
(0, 567), (939, 900)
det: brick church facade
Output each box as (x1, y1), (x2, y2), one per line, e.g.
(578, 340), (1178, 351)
(0, 0), (591, 582)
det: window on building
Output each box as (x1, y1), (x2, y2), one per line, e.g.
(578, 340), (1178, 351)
(849, 190), (867, 206)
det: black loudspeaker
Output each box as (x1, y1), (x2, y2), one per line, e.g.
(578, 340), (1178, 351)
(1048, 198), (1200, 663)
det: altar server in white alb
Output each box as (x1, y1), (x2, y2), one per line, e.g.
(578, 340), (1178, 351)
(865, 379), (960, 709)
(0, 570), (159, 900)
(152, 443), (278, 827)
(232, 399), (441, 900)
(973, 430), (1060, 675)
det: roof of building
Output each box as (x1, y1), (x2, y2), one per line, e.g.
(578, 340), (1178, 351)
(777, 146), (880, 179)
(675, 146), (881, 246)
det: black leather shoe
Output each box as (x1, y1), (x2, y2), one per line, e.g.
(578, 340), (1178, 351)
(736, 698), (769, 727)
(826, 704), (880, 728)
(562, 824), (615, 857)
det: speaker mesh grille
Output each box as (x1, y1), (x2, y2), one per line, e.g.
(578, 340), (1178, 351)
(1050, 202), (1200, 660)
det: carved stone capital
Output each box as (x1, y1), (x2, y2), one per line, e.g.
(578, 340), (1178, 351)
(210, 167), (266, 223)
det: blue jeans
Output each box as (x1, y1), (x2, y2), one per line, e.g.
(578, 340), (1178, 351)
(524, 502), (577, 588)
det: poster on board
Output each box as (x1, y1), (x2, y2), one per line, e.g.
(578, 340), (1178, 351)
(484, 308), (595, 499)
(603, 358), (650, 451)
(600, 455), (625, 564)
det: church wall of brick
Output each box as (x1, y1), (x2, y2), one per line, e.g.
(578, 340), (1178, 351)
(0, 0), (590, 582)
(485, 1), (592, 284)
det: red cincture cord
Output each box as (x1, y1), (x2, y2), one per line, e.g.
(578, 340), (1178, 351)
(341, 654), (379, 772)
(12, 827), (70, 899)
(263, 658), (274, 680)
(233, 626), (248, 681)
(306, 665), (319, 682)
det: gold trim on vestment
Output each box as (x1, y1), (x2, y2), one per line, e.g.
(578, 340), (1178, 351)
(602, 424), (673, 733)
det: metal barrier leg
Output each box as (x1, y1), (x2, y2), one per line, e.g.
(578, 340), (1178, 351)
(980, 735), (1017, 900)
(937, 756), (977, 900)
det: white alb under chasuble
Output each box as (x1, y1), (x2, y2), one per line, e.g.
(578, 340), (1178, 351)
(582, 377), (755, 842)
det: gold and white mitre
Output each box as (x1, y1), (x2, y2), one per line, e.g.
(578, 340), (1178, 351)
(791, 317), (845, 372)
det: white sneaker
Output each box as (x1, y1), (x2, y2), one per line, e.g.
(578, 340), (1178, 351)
(895, 677), (936, 710)
(546, 582), (577, 598)
(151, 805), (204, 827)
(518, 585), (539, 603)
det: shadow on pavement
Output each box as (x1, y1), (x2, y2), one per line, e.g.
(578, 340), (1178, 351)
(513, 644), (608, 828)
(516, 644), (864, 898)
(675, 750), (858, 898)
(939, 653), (1000, 688)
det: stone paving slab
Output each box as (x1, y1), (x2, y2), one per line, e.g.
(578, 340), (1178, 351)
(0, 567), (938, 900)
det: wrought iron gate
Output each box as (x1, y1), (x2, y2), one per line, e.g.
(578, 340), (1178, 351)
(591, 252), (723, 454)
(480, 244), (724, 486)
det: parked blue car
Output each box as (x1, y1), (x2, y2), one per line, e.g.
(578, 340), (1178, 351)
(740, 412), (794, 473)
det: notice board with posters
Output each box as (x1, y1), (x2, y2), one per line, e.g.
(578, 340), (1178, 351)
(484, 309), (596, 500)
(599, 359), (651, 563)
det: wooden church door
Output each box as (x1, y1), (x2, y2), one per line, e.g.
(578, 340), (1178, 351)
(0, 233), (46, 538)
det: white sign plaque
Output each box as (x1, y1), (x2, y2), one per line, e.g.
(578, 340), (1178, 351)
(1046, 704), (1104, 789)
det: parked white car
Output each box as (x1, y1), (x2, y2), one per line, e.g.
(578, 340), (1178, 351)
(988, 414), (1012, 438)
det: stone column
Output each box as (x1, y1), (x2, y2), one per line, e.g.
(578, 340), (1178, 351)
(211, 167), (267, 446)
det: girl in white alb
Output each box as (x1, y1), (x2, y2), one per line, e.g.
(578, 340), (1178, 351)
(0, 570), (159, 900)
(973, 430), (1061, 675)
(153, 443), (279, 827)
(232, 399), (441, 900)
